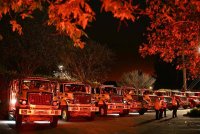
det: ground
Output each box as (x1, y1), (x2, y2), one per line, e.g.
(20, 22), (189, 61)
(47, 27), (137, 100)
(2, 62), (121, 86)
(0, 109), (199, 134)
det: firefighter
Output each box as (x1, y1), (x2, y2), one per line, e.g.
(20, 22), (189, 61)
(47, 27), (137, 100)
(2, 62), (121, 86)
(160, 98), (167, 118)
(154, 97), (161, 120)
(172, 96), (179, 118)
(162, 99), (167, 117)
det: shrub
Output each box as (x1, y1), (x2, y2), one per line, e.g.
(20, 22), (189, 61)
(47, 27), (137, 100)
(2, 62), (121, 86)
(187, 108), (200, 117)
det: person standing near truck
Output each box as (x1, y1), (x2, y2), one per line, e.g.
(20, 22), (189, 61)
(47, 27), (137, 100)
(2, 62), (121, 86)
(160, 98), (167, 118)
(154, 97), (161, 120)
(172, 95), (179, 118)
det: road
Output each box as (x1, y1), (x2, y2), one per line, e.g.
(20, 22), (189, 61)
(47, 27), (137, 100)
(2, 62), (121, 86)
(0, 109), (200, 134)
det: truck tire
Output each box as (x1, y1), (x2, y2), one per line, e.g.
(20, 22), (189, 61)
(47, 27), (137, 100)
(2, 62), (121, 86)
(119, 109), (129, 117)
(87, 112), (95, 121)
(50, 116), (58, 127)
(15, 109), (22, 128)
(62, 108), (70, 121)
(183, 105), (188, 109)
(138, 109), (145, 115)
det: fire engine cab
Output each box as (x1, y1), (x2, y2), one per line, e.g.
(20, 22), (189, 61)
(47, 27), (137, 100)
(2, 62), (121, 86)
(8, 77), (61, 128)
(58, 82), (99, 121)
(94, 85), (130, 116)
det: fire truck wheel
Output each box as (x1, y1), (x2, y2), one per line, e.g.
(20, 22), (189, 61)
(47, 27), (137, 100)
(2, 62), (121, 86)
(50, 116), (58, 127)
(15, 114), (22, 128)
(87, 112), (95, 121)
(183, 106), (188, 109)
(125, 109), (130, 115)
(119, 109), (129, 117)
(62, 108), (70, 121)
(138, 109), (145, 115)
(99, 106), (107, 116)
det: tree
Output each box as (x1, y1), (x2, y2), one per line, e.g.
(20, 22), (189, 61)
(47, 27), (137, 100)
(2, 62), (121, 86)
(0, 0), (141, 48)
(59, 40), (114, 83)
(120, 70), (156, 90)
(139, 0), (200, 90)
(0, 12), (69, 75)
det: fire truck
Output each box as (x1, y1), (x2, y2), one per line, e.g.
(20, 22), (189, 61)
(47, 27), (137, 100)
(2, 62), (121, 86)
(94, 85), (129, 116)
(174, 95), (190, 109)
(143, 94), (158, 110)
(119, 86), (148, 115)
(58, 82), (99, 121)
(184, 91), (200, 108)
(0, 76), (61, 128)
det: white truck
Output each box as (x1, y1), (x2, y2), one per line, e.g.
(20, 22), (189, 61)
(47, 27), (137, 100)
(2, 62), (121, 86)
(58, 82), (99, 121)
(0, 76), (61, 128)
(94, 85), (130, 116)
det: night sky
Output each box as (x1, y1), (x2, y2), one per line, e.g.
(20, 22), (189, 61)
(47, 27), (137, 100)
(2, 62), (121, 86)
(86, 2), (154, 81)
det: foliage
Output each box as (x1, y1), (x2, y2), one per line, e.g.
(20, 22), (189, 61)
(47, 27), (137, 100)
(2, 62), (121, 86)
(120, 70), (155, 89)
(187, 108), (200, 117)
(140, 0), (200, 79)
(59, 40), (114, 83)
(101, 0), (140, 22)
(0, 13), (69, 75)
(0, 0), (141, 48)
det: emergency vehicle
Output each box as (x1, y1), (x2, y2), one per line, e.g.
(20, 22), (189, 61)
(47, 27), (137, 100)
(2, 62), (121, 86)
(119, 86), (147, 115)
(93, 85), (130, 116)
(143, 94), (158, 110)
(1, 76), (61, 128)
(184, 91), (200, 108)
(58, 82), (99, 121)
(174, 95), (189, 109)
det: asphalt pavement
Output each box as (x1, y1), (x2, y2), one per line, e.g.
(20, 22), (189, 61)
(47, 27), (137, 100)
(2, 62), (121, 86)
(0, 109), (199, 134)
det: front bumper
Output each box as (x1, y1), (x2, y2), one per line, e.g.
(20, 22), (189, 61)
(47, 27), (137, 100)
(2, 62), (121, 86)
(68, 104), (99, 112)
(19, 109), (61, 115)
(107, 103), (128, 109)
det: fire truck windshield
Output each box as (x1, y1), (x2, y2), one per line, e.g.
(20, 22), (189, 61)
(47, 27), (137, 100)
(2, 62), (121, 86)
(21, 80), (51, 91)
(64, 84), (86, 93)
(102, 87), (117, 94)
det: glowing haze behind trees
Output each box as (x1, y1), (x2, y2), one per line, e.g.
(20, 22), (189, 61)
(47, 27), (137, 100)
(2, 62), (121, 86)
(120, 70), (156, 89)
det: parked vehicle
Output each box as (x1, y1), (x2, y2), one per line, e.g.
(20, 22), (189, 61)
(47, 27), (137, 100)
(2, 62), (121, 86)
(0, 76), (61, 128)
(120, 86), (147, 115)
(129, 95), (148, 115)
(174, 95), (189, 109)
(184, 91), (200, 108)
(159, 96), (173, 110)
(94, 85), (129, 116)
(58, 82), (98, 121)
(154, 89), (172, 96)
(187, 96), (200, 108)
(143, 94), (158, 110)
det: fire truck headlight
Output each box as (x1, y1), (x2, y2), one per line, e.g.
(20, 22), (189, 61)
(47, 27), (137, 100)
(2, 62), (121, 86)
(19, 99), (27, 105)
(11, 99), (17, 105)
(22, 100), (26, 105)
(123, 100), (127, 104)
(53, 101), (59, 106)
